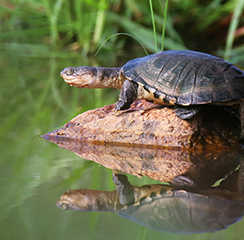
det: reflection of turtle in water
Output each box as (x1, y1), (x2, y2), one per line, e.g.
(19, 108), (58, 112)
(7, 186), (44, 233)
(57, 173), (244, 234)
(60, 50), (244, 138)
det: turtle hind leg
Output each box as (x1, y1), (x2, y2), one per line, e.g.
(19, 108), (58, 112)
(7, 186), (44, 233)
(174, 106), (201, 120)
(171, 175), (198, 191)
(115, 79), (138, 112)
(238, 99), (244, 139)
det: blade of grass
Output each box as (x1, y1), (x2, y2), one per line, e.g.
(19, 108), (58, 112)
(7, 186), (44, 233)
(224, 0), (244, 61)
(93, 9), (105, 46)
(95, 32), (148, 56)
(154, 14), (184, 46)
(42, 0), (64, 47)
(92, 0), (108, 49)
(149, 0), (158, 53)
(114, 16), (187, 52)
(161, 0), (169, 51)
(74, 0), (83, 47)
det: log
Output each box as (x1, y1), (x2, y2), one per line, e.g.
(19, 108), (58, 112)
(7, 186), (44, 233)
(42, 100), (241, 182)
(43, 100), (240, 150)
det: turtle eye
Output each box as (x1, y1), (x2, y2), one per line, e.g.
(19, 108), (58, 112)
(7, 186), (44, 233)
(61, 203), (68, 210)
(66, 68), (74, 76)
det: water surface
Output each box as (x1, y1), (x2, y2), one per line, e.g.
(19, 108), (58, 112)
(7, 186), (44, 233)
(1, 50), (244, 240)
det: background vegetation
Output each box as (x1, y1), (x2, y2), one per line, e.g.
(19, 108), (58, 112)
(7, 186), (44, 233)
(1, 0), (244, 62)
(1, 1), (244, 239)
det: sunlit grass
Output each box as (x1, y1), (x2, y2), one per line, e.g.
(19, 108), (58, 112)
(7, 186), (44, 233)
(149, 0), (169, 52)
(149, 0), (158, 52)
(1, 0), (243, 60)
(1, 2), (244, 239)
(161, 0), (169, 51)
(41, 0), (64, 47)
(95, 32), (149, 56)
(224, 0), (244, 61)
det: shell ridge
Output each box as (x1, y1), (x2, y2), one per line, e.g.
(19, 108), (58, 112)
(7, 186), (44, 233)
(174, 59), (196, 105)
(154, 55), (186, 104)
(192, 59), (214, 104)
(215, 60), (242, 101)
(152, 55), (174, 88)
(205, 59), (237, 103)
(214, 59), (228, 84)
(212, 59), (230, 102)
(173, 58), (191, 100)
(172, 60), (188, 96)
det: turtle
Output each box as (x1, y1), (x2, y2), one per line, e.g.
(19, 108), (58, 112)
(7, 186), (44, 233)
(56, 173), (244, 234)
(60, 50), (244, 138)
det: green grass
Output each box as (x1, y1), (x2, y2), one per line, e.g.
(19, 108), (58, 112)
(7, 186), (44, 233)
(149, 0), (158, 52)
(1, 2), (244, 239)
(224, 0), (244, 61)
(0, 0), (243, 61)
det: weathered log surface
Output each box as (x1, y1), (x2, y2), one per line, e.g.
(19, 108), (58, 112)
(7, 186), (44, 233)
(44, 100), (240, 150)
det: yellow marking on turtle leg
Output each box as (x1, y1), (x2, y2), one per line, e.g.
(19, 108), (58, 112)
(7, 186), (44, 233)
(165, 190), (174, 197)
(158, 94), (166, 103)
(167, 96), (177, 105)
(155, 190), (164, 198)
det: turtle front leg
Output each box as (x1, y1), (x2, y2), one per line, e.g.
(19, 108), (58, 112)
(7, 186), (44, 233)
(113, 173), (135, 205)
(115, 79), (138, 112)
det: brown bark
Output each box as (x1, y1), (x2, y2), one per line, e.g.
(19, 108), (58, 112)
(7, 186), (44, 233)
(44, 100), (240, 150)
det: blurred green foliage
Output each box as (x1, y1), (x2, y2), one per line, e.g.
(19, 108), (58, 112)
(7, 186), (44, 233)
(1, 1), (244, 239)
(0, 0), (244, 61)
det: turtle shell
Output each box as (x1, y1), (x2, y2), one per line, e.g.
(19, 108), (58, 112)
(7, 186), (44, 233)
(118, 189), (244, 234)
(121, 50), (244, 106)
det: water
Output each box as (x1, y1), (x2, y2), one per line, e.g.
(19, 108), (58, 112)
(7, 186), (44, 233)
(1, 50), (244, 240)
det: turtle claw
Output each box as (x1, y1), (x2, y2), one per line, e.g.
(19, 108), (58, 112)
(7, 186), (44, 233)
(114, 104), (121, 114)
(113, 173), (128, 186)
(115, 100), (128, 112)
(112, 171), (118, 181)
(174, 106), (201, 120)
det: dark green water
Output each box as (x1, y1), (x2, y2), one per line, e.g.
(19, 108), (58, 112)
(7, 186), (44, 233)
(1, 49), (244, 240)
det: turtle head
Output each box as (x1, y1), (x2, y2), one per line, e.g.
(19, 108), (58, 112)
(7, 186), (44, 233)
(60, 66), (123, 89)
(56, 189), (120, 212)
(60, 66), (99, 88)
(56, 189), (93, 211)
